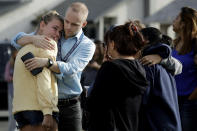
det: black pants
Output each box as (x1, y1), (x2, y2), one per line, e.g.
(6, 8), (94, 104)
(58, 98), (82, 131)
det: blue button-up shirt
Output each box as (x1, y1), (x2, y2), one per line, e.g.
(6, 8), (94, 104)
(11, 29), (95, 99)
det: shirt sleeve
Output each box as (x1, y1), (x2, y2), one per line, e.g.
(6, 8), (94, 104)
(56, 41), (95, 79)
(11, 32), (35, 50)
(36, 42), (58, 115)
(160, 56), (183, 75)
(36, 68), (56, 115)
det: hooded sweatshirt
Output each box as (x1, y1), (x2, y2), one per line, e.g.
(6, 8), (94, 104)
(87, 59), (148, 131)
(140, 43), (182, 131)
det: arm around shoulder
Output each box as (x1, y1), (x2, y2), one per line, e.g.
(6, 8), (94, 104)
(160, 56), (182, 75)
(11, 32), (35, 50)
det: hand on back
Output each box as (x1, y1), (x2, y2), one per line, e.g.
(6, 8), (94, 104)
(140, 54), (162, 66)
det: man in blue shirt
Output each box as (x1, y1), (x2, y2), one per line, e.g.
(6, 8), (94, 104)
(11, 2), (95, 131)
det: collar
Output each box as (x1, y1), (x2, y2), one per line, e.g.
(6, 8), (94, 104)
(75, 29), (83, 40)
(61, 29), (83, 41)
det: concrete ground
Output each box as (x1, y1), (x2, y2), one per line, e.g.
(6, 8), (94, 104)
(0, 120), (18, 131)
(0, 120), (85, 131)
(0, 120), (8, 131)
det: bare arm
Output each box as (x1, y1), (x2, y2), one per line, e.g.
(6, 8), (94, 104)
(140, 54), (182, 75)
(140, 54), (162, 66)
(17, 35), (35, 46)
(17, 35), (55, 50)
(24, 57), (60, 73)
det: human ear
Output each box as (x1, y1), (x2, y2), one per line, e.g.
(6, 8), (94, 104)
(39, 21), (46, 30)
(82, 21), (87, 28)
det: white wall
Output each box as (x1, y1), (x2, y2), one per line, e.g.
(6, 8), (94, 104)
(127, 0), (144, 22)
(149, 0), (175, 36)
(149, 0), (175, 15)
(0, 0), (64, 41)
(96, 0), (144, 40)
(103, 0), (144, 25)
(104, 1), (128, 25)
(102, 0), (175, 25)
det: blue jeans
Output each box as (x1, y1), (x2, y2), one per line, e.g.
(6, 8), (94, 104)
(58, 100), (82, 131)
(179, 98), (197, 131)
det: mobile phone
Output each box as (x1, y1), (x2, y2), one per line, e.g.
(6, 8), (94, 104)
(21, 52), (43, 76)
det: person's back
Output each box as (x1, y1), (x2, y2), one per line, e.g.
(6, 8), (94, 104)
(87, 59), (147, 131)
(141, 64), (181, 131)
(140, 44), (181, 131)
(87, 21), (148, 131)
(13, 42), (58, 115)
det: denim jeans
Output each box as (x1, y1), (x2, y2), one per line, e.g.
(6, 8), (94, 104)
(58, 100), (82, 131)
(179, 99), (197, 131)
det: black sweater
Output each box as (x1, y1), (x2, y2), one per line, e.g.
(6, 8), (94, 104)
(87, 59), (148, 131)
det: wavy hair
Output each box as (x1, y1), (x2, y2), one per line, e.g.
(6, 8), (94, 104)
(174, 7), (197, 54)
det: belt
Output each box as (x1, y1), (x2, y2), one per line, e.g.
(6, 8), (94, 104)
(58, 97), (79, 106)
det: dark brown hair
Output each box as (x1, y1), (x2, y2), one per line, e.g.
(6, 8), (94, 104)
(174, 7), (197, 54)
(93, 40), (104, 65)
(104, 21), (145, 56)
(141, 27), (172, 46)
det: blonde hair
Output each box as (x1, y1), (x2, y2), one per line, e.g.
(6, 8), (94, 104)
(68, 2), (89, 22)
(134, 20), (146, 30)
(37, 10), (63, 32)
(41, 10), (63, 25)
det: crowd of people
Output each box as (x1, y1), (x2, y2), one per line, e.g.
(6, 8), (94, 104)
(3, 1), (197, 131)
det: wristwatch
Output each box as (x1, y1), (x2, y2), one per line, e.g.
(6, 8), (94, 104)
(47, 58), (53, 68)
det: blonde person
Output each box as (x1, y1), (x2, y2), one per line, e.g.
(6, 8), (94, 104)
(13, 11), (63, 131)
(11, 2), (95, 131)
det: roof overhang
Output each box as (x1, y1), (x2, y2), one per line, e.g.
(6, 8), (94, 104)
(144, 0), (197, 24)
